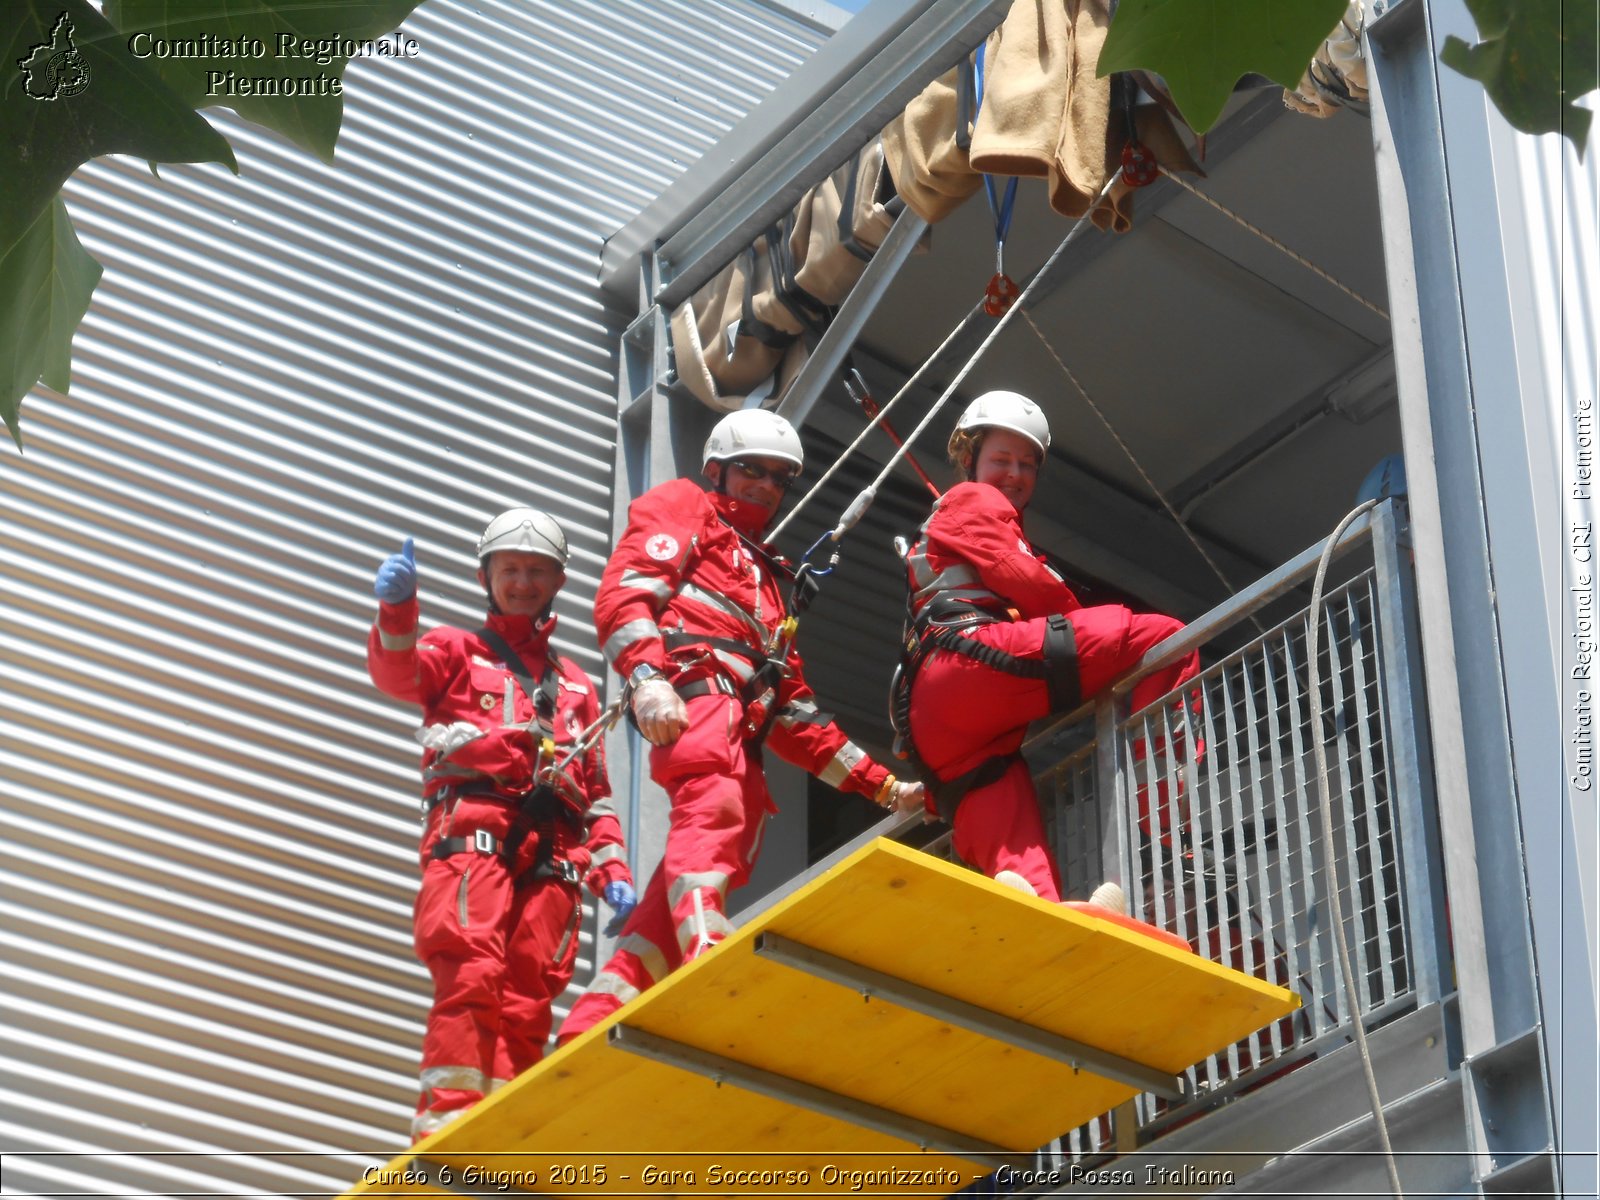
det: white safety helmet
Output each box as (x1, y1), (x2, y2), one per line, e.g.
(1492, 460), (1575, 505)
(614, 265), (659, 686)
(476, 508), (568, 567)
(952, 389), (1051, 458)
(702, 409), (805, 475)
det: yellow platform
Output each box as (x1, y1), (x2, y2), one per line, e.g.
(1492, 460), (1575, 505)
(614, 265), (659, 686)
(344, 838), (1298, 1198)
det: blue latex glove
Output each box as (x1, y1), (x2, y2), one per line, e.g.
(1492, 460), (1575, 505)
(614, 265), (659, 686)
(374, 537), (416, 604)
(602, 879), (637, 937)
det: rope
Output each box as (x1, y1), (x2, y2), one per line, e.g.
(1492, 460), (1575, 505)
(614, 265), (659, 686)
(770, 298), (979, 542)
(1021, 309), (1248, 604)
(1305, 498), (1405, 1200)
(1156, 165), (1389, 321)
(791, 175), (1121, 547)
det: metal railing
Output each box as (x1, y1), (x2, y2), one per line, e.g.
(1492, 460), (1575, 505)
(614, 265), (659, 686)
(1024, 498), (1448, 1149)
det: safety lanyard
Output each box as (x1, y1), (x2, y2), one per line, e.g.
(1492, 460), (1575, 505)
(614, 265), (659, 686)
(973, 41), (1019, 316)
(476, 627), (559, 736)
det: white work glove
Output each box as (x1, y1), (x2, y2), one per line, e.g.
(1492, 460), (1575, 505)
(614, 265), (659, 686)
(415, 721), (486, 757)
(874, 776), (926, 815)
(887, 779), (925, 814)
(631, 676), (689, 746)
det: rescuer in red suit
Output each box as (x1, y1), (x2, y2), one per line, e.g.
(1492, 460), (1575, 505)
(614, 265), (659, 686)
(368, 509), (637, 1140)
(899, 391), (1200, 903)
(558, 409), (923, 1044)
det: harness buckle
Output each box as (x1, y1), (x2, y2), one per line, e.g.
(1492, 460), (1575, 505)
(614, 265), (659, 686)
(474, 828), (496, 854)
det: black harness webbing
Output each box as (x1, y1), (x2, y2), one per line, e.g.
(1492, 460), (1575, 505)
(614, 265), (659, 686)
(890, 601), (1082, 824)
(427, 631), (586, 886)
(477, 627), (561, 737)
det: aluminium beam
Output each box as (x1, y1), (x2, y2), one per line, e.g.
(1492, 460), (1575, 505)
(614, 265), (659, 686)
(600, 0), (946, 298)
(754, 932), (1186, 1100)
(777, 206), (930, 428)
(607, 1023), (1017, 1162)
(645, 0), (1012, 310)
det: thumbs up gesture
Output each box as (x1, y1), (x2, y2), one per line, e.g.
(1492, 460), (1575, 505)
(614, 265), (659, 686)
(374, 537), (417, 604)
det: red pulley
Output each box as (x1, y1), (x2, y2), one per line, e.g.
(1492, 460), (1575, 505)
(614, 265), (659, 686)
(983, 272), (1020, 317)
(1121, 140), (1158, 187)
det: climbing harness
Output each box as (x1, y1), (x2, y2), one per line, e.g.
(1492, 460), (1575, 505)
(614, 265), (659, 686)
(626, 525), (829, 751)
(426, 631), (609, 887)
(887, 595), (1080, 822)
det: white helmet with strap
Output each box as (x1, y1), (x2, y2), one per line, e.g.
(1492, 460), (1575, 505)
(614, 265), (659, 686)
(953, 389), (1051, 457)
(476, 508), (568, 566)
(702, 409), (805, 474)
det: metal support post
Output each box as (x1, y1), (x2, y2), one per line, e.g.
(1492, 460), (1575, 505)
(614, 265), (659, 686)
(607, 1024), (1019, 1162)
(777, 207), (929, 428)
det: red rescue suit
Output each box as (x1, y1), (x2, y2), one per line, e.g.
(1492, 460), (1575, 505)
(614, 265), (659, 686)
(368, 602), (632, 1139)
(560, 478), (891, 1043)
(904, 481), (1199, 900)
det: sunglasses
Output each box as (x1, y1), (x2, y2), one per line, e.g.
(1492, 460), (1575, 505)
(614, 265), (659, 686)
(728, 460), (798, 491)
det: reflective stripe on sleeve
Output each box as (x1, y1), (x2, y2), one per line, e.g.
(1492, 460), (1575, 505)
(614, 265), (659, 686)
(376, 625), (417, 651)
(602, 618), (661, 664)
(586, 970), (642, 1005)
(589, 843), (626, 866)
(618, 570), (674, 601)
(819, 741), (867, 788)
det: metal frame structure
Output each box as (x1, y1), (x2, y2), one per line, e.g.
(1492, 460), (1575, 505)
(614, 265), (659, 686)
(603, 0), (1581, 1192)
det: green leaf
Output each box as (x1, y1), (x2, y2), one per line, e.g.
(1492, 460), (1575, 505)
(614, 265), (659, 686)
(1441, 0), (1597, 155)
(105, 0), (429, 164)
(0, 196), (103, 450)
(2, 0), (238, 251)
(1098, 0), (1351, 134)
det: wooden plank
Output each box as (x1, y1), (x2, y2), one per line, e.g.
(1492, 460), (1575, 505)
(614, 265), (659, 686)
(341, 838), (1299, 1198)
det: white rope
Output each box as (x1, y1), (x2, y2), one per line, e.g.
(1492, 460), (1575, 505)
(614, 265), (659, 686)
(773, 175), (1120, 546)
(770, 294), (980, 542)
(1021, 310), (1247, 602)
(1306, 498), (1405, 1200)
(1157, 165), (1389, 321)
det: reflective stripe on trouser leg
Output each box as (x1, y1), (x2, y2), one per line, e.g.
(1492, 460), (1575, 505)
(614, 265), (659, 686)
(558, 868), (681, 1045)
(413, 833), (514, 1137)
(495, 877), (583, 1081)
(677, 888), (737, 958)
(413, 1064), (488, 1141)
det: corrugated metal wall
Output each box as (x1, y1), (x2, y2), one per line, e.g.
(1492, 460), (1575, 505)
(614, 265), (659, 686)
(0, 1), (828, 1193)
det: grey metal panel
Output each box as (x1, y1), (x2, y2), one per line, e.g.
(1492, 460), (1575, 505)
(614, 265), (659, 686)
(0, 0), (825, 1194)
(1474, 10), (1600, 1194)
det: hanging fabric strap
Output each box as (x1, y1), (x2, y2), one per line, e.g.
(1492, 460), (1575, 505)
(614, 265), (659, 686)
(477, 627), (561, 737)
(974, 41), (1018, 250)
